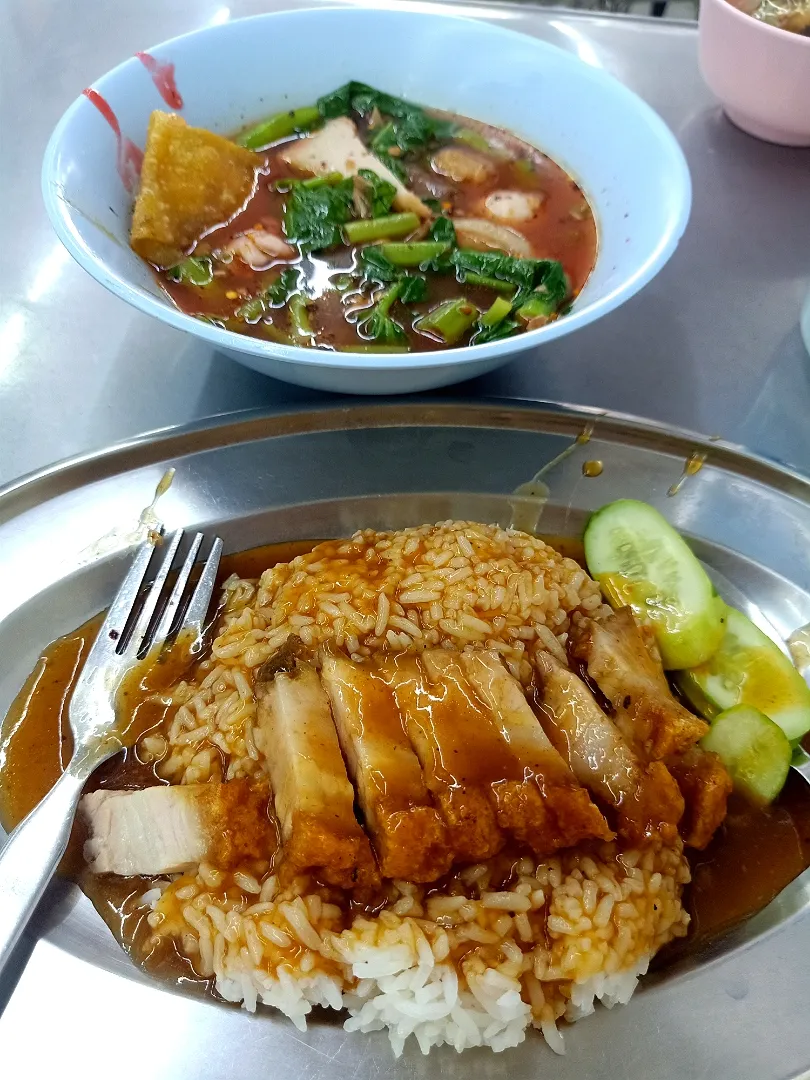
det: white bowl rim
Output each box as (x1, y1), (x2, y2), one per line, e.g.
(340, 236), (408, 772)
(41, 5), (692, 374)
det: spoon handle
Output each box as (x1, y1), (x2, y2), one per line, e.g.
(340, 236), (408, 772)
(0, 766), (87, 976)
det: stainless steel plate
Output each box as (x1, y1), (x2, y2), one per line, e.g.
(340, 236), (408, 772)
(2, 400), (810, 1080)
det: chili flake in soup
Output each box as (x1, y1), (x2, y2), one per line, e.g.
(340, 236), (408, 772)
(129, 82), (597, 354)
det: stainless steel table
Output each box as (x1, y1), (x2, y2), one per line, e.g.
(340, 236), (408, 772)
(2, 1), (810, 1074)
(1, 0), (809, 489)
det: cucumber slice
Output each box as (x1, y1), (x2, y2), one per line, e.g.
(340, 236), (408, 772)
(583, 500), (727, 670)
(677, 606), (810, 742)
(701, 705), (791, 805)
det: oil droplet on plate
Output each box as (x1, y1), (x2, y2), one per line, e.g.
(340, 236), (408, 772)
(668, 452), (707, 497)
(582, 459), (603, 478)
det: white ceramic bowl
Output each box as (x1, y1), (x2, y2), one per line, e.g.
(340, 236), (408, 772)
(42, 7), (691, 395)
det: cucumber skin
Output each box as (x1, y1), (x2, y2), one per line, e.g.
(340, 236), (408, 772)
(584, 500), (727, 670)
(678, 607), (810, 743)
(701, 705), (791, 805)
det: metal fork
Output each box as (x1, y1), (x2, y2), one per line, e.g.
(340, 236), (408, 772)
(0, 528), (222, 975)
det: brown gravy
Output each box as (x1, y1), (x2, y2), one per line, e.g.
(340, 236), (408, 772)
(2, 537), (810, 989)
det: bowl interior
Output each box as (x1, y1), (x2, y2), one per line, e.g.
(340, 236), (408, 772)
(43, 7), (691, 369)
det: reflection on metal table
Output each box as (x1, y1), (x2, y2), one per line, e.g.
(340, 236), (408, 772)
(1, 1), (810, 1077)
(1, 0), (809, 487)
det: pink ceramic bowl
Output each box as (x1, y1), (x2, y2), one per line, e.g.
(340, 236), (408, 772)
(699, 0), (810, 146)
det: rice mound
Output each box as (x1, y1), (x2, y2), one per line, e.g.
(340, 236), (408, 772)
(137, 521), (691, 1056)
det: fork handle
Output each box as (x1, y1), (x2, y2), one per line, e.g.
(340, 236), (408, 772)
(0, 767), (87, 976)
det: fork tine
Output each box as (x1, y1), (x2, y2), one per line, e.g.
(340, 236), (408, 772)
(183, 537), (223, 642)
(152, 531), (204, 644)
(120, 529), (185, 657)
(83, 532), (163, 667)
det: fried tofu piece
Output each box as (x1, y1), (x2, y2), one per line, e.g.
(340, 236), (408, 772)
(254, 642), (378, 891)
(569, 608), (709, 759)
(280, 116), (430, 219)
(131, 111), (258, 267)
(668, 747), (732, 849)
(320, 653), (452, 881)
(534, 651), (684, 844)
(380, 654), (505, 863)
(460, 650), (613, 848)
(81, 780), (277, 875)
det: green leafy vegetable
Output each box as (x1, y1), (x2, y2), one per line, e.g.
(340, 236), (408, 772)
(236, 106), (321, 151)
(423, 197), (442, 213)
(235, 296), (265, 322)
(283, 177), (355, 252)
(398, 275), (428, 303)
(166, 256), (214, 286)
(357, 169), (397, 216)
(451, 250), (568, 312)
(429, 216), (457, 246)
(358, 281), (408, 345)
(378, 241), (450, 268)
(317, 81), (455, 156)
(515, 262), (569, 324)
(358, 246), (402, 283)
(266, 267), (300, 306)
(288, 293), (313, 338)
(357, 248), (427, 299)
(316, 83), (353, 119)
(454, 128), (492, 153)
(343, 212), (419, 244)
(462, 272), (515, 295)
(235, 267), (300, 323)
(469, 295), (520, 345)
(414, 298), (479, 345)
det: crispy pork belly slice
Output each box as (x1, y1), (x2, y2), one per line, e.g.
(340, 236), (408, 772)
(320, 654), (452, 881)
(280, 117), (430, 219)
(81, 780), (277, 876)
(534, 652), (684, 844)
(421, 649), (563, 857)
(460, 650), (613, 848)
(380, 654), (505, 862)
(569, 608), (709, 759)
(254, 643), (378, 890)
(667, 747), (732, 849)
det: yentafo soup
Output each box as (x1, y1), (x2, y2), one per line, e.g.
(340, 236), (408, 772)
(130, 82), (597, 353)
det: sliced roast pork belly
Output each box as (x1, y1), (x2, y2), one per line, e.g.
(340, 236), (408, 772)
(254, 639), (378, 891)
(421, 649), (570, 857)
(569, 608), (709, 759)
(280, 117), (430, 219)
(379, 654), (505, 862)
(460, 650), (613, 848)
(667, 746), (733, 849)
(533, 652), (684, 844)
(320, 653), (452, 881)
(81, 780), (277, 876)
